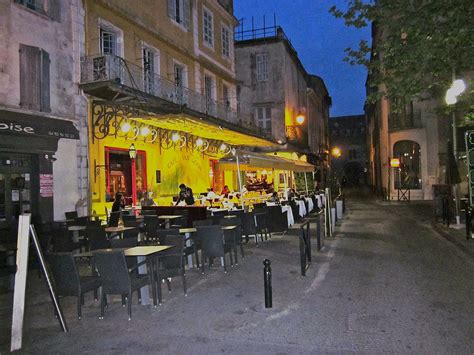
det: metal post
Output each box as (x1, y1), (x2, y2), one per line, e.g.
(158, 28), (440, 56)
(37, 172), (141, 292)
(263, 259), (272, 308)
(466, 205), (472, 240)
(304, 172), (309, 195)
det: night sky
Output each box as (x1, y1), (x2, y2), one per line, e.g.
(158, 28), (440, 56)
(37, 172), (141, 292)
(234, 0), (371, 118)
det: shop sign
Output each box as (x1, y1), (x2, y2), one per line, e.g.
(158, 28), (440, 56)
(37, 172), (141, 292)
(40, 174), (54, 197)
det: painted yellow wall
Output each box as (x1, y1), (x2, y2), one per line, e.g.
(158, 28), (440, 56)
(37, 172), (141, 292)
(89, 132), (222, 213)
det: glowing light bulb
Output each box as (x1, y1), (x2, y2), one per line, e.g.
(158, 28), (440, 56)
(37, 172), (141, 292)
(121, 122), (131, 133)
(140, 126), (150, 136)
(296, 113), (305, 124)
(451, 79), (466, 96)
(219, 143), (227, 151)
(196, 138), (204, 147)
(171, 132), (180, 142)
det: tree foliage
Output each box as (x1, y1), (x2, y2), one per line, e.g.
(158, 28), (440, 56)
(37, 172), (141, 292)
(330, 0), (474, 109)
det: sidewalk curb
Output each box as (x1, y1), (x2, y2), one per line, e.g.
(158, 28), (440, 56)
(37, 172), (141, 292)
(431, 222), (474, 258)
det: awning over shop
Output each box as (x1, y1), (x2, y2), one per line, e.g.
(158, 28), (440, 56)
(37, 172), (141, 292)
(132, 114), (278, 148)
(288, 159), (315, 172)
(0, 109), (79, 140)
(218, 150), (296, 171)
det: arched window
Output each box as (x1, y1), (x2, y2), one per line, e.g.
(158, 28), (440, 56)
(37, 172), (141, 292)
(393, 140), (421, 189)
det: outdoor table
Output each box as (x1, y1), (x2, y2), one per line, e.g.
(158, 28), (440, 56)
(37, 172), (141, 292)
(75, 245), (173, 305)
(316, 195), (323, 208)
(305, 197), (314, 213)
(104, 226), (136, 239)
(223, 215), (237, 219)
(157, 215), (182, 229)
(68, 225), (86, 242)
(281, 205), (294, 226)
(296, 200), (307, 217)
(208, 208), (228, 215)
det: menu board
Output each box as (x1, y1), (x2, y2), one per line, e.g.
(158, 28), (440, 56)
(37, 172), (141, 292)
(40, 174), (54, 198)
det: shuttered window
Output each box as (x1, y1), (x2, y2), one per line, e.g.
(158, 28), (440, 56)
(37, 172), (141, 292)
(256, 53), (268, 82)
(167, 0), (190, 29)
(19, 44), (50, 112)
(221, 25), (231, 58)
(203, 8), (214, 47)
(15, 0), (61, 21)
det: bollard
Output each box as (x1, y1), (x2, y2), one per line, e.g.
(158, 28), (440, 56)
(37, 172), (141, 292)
(466, 206), (472, 241)
(342, 194), (346, 213)
(263, 259), (272, 308)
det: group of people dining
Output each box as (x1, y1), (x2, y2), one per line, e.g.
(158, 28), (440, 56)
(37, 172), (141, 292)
(110, 183), (303, 213)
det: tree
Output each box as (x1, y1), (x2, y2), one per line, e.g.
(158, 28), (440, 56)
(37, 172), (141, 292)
(330, 0), (474, 110)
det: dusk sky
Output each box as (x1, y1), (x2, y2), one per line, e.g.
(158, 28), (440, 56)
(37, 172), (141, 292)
(234, 0), (371, 118)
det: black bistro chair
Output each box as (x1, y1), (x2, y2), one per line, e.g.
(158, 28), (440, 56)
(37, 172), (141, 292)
(65, 211), (78, 220)
(196, 225), (233, 274)
(48, 252), (101, 319)
(94, 250), (156, 320)
(51, 223), (83, 253)
(220, 216), (244, 260)
(156, 235), (187, 304)
(144, 215), (160, 243)
(86, 226), (110, 251)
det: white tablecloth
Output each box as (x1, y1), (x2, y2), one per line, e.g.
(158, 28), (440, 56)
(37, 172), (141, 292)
(316, 195), (323, 208)
(296, 200), (307, 217)
(281, 205), (294, 226)
(305, 197), (314, 213)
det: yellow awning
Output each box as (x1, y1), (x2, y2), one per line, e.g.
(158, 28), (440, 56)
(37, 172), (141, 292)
(218, 150), (295, 171)
(130, 114), (279, 148)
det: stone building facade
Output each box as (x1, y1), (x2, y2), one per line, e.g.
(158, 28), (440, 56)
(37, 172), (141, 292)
(0, 0), (88, 228)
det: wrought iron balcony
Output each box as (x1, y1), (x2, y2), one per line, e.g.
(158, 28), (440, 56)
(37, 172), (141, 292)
(388, 110), (423, 131)
(80, 54), (238, 125)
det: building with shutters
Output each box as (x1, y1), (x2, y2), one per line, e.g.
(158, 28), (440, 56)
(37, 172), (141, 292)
(0, 0), (87, 232)
(80, 0), (285, 213)
(234, 24), (331, 189)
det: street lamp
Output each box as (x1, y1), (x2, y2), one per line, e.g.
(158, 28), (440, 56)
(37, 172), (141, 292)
(446, 78), (466, 226)
(129, 144), (137, 206)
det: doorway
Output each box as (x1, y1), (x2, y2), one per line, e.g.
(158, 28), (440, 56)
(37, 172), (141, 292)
(0, 153), (35, 236)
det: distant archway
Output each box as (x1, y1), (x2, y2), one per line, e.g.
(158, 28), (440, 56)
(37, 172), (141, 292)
(343, 161), (364, 186)
(393, 140), (422, 189)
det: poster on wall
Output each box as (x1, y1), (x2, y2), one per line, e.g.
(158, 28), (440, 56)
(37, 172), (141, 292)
(40, 174), (54, 198)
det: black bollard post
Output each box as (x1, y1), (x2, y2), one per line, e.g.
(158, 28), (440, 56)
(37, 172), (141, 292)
(466, 206), (472, 241)
(263, 259), (272, 308)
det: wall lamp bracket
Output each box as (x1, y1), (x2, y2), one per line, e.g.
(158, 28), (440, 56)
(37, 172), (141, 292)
(94, 159), (106, 182)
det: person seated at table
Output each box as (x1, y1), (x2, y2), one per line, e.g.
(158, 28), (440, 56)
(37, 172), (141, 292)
(220, 185), (230, 197)
(206, 187), (218, 199)
(269, 191), (280, 203)
(111, 192), (125, 212)
(141, 191), (156, 207)
(176, 183), (195, 206)
(287, 188), (297, 200)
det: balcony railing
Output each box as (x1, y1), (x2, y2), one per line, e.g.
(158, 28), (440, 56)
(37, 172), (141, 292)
(388, 110), (423, 131)
(80, 54), (238, 125)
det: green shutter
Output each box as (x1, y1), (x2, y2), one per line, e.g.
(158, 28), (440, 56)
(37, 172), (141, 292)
(19, 44), (41, 110)
(40, 50), (51, 112)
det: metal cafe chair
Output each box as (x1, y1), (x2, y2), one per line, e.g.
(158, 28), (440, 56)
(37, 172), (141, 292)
(94, 250), (156, 320)
(155, 235), (187, 304)
(196, 225), (233, 274)
(48, 252), (101, 319)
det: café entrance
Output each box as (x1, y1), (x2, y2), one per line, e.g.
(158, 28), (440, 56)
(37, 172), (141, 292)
(0, 153), (37, 234)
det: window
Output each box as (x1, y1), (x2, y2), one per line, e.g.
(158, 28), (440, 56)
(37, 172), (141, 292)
(15, 0), (61, 21)
(203, 8), (214, 47)
(221, 25), (231, 58)
(256, 53), (268, 81)
(174, 64), (185, 103)
(223, 85), (230, 108)
(255, 106), (272, 134)
(167, 0), (190, 29)
(205, 75), (214, 101)
(100, 28), (117, 55)
(142, 47), (156, 94)
(15, 0), (43, 12)
(19, 44), (50, 112)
